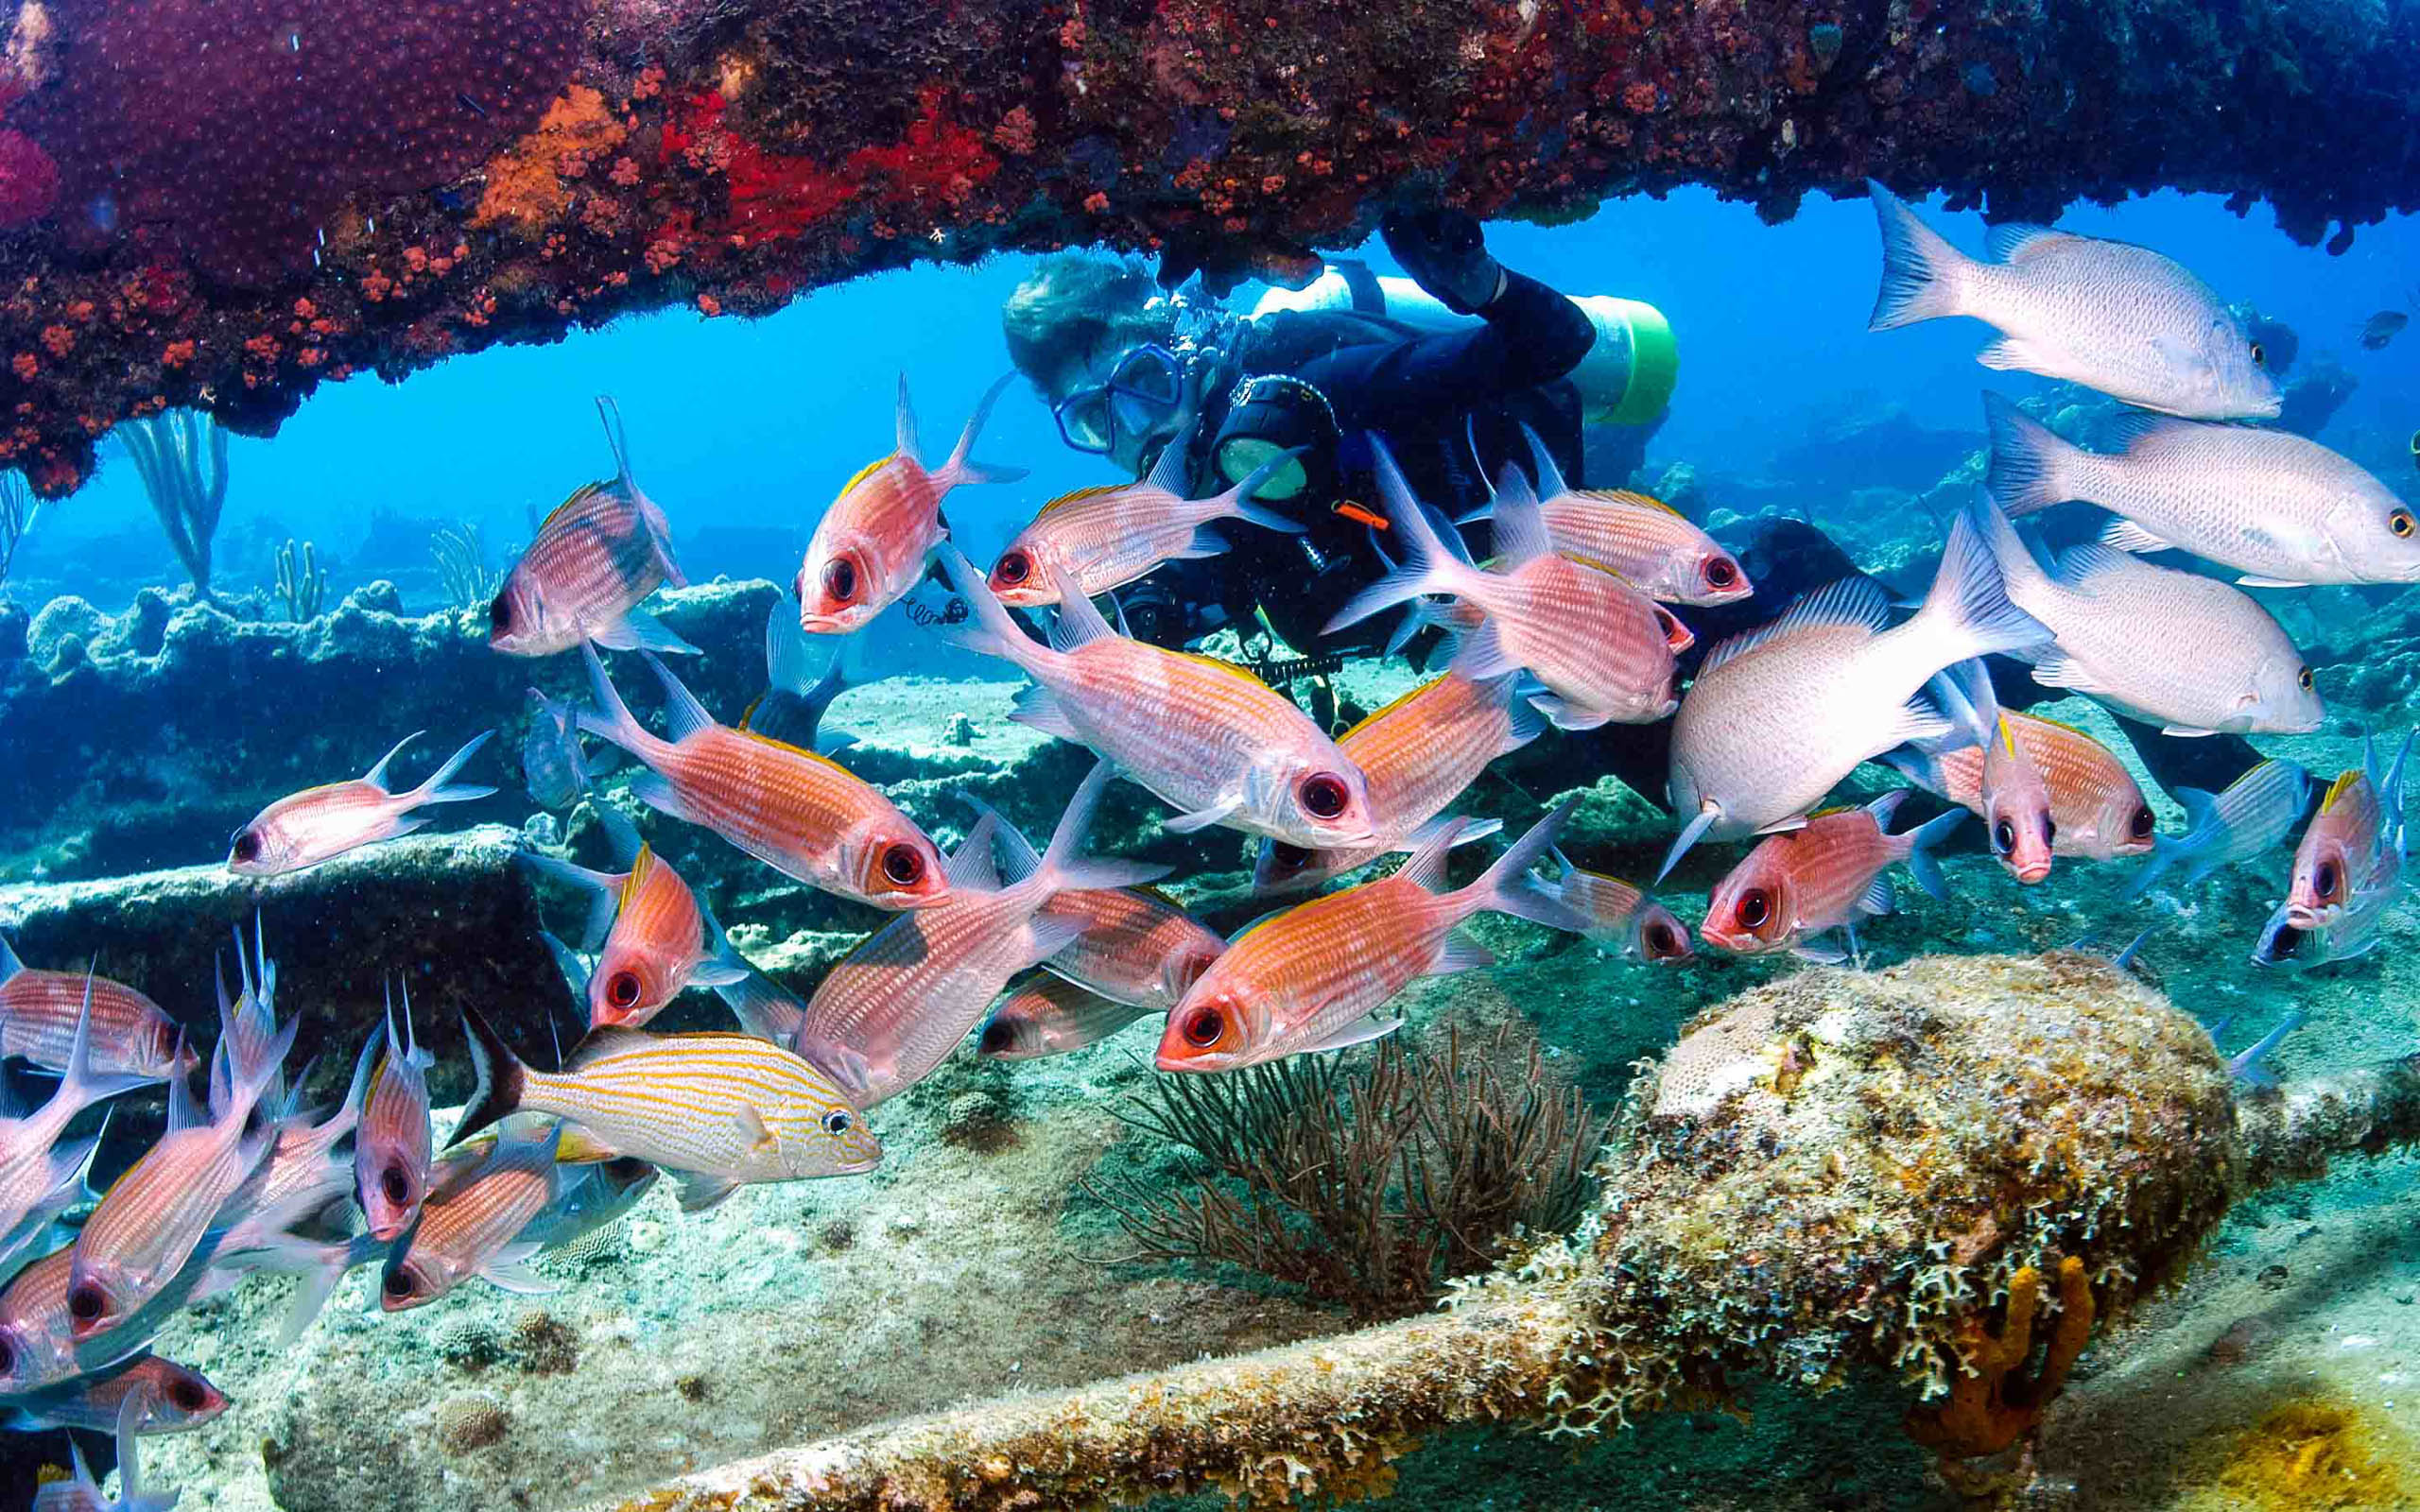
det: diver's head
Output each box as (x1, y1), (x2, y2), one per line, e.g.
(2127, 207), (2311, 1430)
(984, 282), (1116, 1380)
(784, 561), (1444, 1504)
(1004, 254), (1236, 478)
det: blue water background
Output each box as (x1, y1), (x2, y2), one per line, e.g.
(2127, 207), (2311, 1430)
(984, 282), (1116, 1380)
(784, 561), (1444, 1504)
(34, 187), (2420, 598)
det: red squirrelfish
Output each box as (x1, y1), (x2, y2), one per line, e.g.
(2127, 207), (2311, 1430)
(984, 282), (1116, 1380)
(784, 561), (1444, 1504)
(31, 1400), (177, 1512)
(797, 373), (1026, 634)
(454, 1007), (882, 1213)
(1461, 423), (1752, 607)
(1538, 849), (1695, 965)
(1700, 792), (1965, 962)
(1924, 660), (2058, 884)
(801, 764), (1167, 1106)
(1660, 500), (2048, 880)
(986, 429), (1303, 607)
(253, 1028), (377, 1220)
(1157, 802), (1588, 1074)
(940, 546), (1377, 849)
(67, 984), (296, 1339)
(379, 1122), (562, 1311)
(977, 976), (1154, 1061)
(354, 982), (436, 1243)
(1252, 671), (1543, 896)
(1, 1351), (227, 1436)
(0, 981), (148, 1274)
(1034, 883), (1225, 1013)
(1323, 444), (1687, 730)
(521, 806), (748, 1028)
(579, 645), (949, 909)
(0, 939), (190, 1084)
(2286, 732), (2411, 927)
(489, 396), (695, 658)
(1884, 710), (2156, 867)
(229, 729), (496, 876)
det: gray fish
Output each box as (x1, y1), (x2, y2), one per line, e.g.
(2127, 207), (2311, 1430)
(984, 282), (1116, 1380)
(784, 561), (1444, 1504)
(1868, 180), (2280, 421)
(742, 593), (861, 753)
(1967, 493), (2323, 737)
(517, 1153), (659, 1254)
(2128, 759), (2311, 899)
(1985, 393), (2420, 587)
(522, 688), (593, 810)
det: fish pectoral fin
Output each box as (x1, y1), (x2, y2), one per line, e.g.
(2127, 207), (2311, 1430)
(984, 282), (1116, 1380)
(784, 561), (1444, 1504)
(1858, 873), (1897, 917)
(592, 608), (701, 656)
(2100, 519), (2173, 555)
(1753, 815), (1810, 836)
(1161, 799), (1242, 834)
(1008, 685), (1084, 742)
(2159, 725), (2221, 738)
(1295, 1014), (1404, 1056)
(732, 1105), (777, 1153)
(1975, 335), (2048, 372)
(673, 1171), (744, 1213)
(1527, 692), (1610, 731)
(1432, 931), (1495, 975)
(2235, 576), (2310, 590)
(799, 1040), (876, 1106)
(688, 960), (752, 988)
(478, 1243), (560, 1296)
(1790, 936), (1850, 965)
(2027, 652), (2112, 698)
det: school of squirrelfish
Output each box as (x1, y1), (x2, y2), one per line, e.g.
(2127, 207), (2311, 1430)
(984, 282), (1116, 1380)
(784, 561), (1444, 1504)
(0, 183), (2411, 1504)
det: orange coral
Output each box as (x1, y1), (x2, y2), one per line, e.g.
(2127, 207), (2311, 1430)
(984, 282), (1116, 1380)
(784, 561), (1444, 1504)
(474, 85), (629, 238)
(1906, 1256), (2096, 1459)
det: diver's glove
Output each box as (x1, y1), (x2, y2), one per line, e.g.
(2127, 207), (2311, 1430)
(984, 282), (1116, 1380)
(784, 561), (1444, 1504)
(1381, 208), (1507, 316)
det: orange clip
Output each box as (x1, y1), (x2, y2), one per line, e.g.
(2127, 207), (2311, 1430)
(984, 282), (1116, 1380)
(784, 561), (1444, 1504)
(1335, 501), (1388, 530)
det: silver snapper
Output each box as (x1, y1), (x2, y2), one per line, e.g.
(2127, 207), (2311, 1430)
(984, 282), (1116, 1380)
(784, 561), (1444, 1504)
(1867, 181), (2279, 421)
(1660, 502), (2049, 878)
(1967, 493), (2324, 737)
(1985, 393), (2420, 587)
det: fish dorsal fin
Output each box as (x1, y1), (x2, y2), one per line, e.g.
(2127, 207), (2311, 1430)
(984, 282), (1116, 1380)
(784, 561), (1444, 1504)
(1145, 421), (1197, 495)
(1337, 676), (1449, 744)
(1170, 649), (1279, 692)
(2014, 709), (2093, 742)
(616, 845), (656, 915)
(566, 1024), (662, 1070)
(892, 372), (921, 465)
(643, 654), (717, 743)
(1518, 421), (1572, 501)
(1698, 577), (1891, 677)
(1996, 713), (2021, 758)
(541, 482), (611, 534)
(1046, 569), (1118, 652)
(1037, 483), (1129, 517)
(836, 454), (896, 503)
(1574, 487), (1684, 518)
(1227, 906), (1292, 945)
(594, 396), (636, 490)
(2320, 769), (2364, 815)
(1807, 803), (1858, 819)
(733, 726), (855, 777)
(1986, 224), (2081, 263)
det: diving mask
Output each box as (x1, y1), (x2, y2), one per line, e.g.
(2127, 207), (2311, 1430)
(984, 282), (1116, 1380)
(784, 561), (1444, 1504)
(1053, 344), (1184, 455)
(1211, 374), (1339, 503)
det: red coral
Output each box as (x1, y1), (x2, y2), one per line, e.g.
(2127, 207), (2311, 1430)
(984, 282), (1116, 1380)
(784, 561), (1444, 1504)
(0, 129), (58, 228)
(846, 91), (999, 209)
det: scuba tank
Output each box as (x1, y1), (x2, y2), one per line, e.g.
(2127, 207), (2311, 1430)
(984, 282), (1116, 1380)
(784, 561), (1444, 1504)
(1249, 262), (1679, 427)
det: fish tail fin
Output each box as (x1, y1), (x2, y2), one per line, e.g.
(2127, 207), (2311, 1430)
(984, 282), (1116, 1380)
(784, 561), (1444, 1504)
(1925, 659), (1995, 748)
(1877, 747), (1953, 797)
(1456, 798), (1592, 932)
(1030, 762), (1170, 896)
(575, 644), (672, 765)
(453, 1006), (528, 1146)
(935, 373), (1029, 490)
(1322, 437), (1478, 634)
(2124, 835), (2187, 900)
(1961, 490), (2052, 608)
(1867, 180), (1974, 330)
(1656, 801), (1722, 885)
(1208, 446), (1311, 534)
(934, 543), (1046, 670)
(406, 729), (499, 808)
(0, 935), (18, 987)
(517, 849), (621, 952)
(1901, 808), (1968, 902)
(218, 980), (299, 1126)
(1913, 499), (2054, 669)
(1981, 392), (2083, 519)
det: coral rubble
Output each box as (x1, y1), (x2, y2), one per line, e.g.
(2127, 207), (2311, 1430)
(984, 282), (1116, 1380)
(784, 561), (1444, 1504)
(1, 0), (2416, 491)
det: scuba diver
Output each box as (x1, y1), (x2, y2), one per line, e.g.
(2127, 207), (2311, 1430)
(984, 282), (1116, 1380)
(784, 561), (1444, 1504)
(995, 210), (2303, 850)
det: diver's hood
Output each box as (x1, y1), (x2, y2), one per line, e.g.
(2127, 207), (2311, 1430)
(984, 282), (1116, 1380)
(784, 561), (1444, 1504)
(1211, 372), (1340, 507)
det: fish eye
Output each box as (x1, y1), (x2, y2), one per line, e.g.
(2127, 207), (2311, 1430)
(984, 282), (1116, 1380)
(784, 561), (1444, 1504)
(2317, 859), (2341, 900)
(994, 551), (1031, 587)
(880, 842), (926, 886)
(66, 1283), (105, 1324)
(231, 831), (263, 864)
(2249, 340), (2266, 368)
(1992, 818), (2014, 856)
(488, 593), (514, 632)
(169, 1376), (208, 1412)
(379, 1165), (411, 1206)
(823, 557), (859, 604)
(381, 1267), (415, 1300)
(1703, 557), (1739, 589)
(2131, 805), (2155, 839)
(605, 971), (643, 1010)
(821, 1108), (854, 1136)
(1179, 1005), (1226, 1049)
(1644, 922), (1681, 958)
(2297, 665), (2314, 692)
(1736, 888), (1772, 930)
(2041, 817), (2057, 846)
(978, 1019), (1016, 1055)
(1297, 771), (1348, 819)
(2394, 509), (2416, 540)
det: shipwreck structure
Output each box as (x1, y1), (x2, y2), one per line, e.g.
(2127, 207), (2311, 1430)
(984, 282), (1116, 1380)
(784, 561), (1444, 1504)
(0, 0), (2414, 493)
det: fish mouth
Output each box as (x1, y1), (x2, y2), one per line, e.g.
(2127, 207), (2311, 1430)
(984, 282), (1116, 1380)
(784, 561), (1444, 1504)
(799, 610), (864, 635)
(2009, 860), (2053, 885)
(2283, 902), (2338, 930)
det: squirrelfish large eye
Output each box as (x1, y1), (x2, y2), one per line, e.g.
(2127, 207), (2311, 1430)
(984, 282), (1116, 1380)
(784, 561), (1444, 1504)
(2393, 508), (2415, 540)
(2316, 859), (2341, 901)
(1179, 1005), (1225, 1049)
(380, 1165), (411, 1206)
(488, 593), (514, 632)
(232, 831), (263, 864)
(1703, 556), (1739, 590)
(1298, 772), (1348, 819)
(1993, 818), (2015, 856)
(0, 1332), (16, 1377)
(1643, 921), (1683, 959)
(978, 1019), (1017, 1055)
(1267, 842), (1312, 874)
(994, 550), (1032, 586)
(823, 557), (859, 604)
(381, 1268), (415, 1300)
(2131, 805), (2156, 839)
(880, 842), (926, 886)
(66, 1283), (105, 1323)
(2041, 817), (2057, 846)
(821, 1109), (854, 1137)
(1736, 888), (1772, 930)
(169, 1375), (209, 1412)
(605, 971), (643, 1010)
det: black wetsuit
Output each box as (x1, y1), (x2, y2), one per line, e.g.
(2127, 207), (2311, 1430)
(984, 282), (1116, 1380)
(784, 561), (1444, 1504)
(1118, 269), (1599, 652)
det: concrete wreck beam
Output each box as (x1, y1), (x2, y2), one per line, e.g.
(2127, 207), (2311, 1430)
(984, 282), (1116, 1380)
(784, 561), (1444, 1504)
(1, 0), (2415, 493)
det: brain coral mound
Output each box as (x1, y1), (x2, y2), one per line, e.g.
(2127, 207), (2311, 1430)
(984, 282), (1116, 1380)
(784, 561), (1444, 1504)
(17, 0), (585, 285)
(1557, 950), (2238, 1449)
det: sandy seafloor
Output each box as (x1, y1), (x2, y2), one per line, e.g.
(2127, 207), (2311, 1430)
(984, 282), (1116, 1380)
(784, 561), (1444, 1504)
(91, 666), (2420, 1512)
